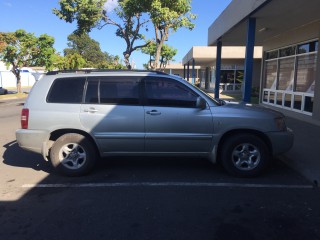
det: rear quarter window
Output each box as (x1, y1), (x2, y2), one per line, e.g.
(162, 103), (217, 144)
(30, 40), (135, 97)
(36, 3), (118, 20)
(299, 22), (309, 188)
(47, 77), (86, 103)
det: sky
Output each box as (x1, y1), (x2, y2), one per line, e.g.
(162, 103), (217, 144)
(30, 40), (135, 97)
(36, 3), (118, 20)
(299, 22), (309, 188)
(0, 0), (232, 69)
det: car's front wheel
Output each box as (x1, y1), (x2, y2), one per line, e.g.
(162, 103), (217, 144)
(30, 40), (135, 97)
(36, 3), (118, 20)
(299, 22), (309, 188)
(220, 134), (271, 177)
(50, 133), (97, 176)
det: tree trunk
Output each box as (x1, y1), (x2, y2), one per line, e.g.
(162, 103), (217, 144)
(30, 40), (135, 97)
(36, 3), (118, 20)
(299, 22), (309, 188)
(123, 52), (132, 70)
(12, 68), (22, 93)
(154, 44), (162, 70)
(17, 80), (22, 94)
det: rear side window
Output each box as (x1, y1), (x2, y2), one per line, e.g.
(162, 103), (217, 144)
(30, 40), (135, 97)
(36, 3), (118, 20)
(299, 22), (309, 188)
(84, 77), (140, 105)
(47, 77), (86, 103)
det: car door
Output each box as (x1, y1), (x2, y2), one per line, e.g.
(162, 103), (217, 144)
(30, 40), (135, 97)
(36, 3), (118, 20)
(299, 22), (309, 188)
(143, 76), (214, 153)
(80, 76), (144, 154)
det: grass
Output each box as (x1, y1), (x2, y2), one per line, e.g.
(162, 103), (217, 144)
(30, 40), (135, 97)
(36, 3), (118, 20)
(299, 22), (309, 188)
(0, 92), (28, 100)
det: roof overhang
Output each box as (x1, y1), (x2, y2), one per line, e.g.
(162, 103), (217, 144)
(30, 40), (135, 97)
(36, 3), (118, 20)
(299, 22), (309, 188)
(208, 0), (320, 46)
(182, 46), (262, 65)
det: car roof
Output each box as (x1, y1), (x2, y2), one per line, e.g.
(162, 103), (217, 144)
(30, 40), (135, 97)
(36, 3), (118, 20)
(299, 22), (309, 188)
(46, 69), (169, 77)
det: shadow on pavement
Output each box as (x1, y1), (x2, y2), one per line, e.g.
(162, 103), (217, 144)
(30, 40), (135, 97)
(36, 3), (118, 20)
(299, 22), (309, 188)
(2, 140), (52, 173)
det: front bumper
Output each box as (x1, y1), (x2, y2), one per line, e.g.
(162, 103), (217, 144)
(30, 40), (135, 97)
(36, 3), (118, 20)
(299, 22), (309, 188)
(266, 128), (294, 156)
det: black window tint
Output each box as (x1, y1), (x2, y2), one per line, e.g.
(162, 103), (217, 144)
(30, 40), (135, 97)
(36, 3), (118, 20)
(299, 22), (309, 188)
(85, 80), (99, 103)
(279, 46), (296, 57)
(298, 41), (318, 54)
(47, 77), (85, 103)
(145, 77), (198, 108)
(266, 50), (278, 60)
(99, 78), (140, 105)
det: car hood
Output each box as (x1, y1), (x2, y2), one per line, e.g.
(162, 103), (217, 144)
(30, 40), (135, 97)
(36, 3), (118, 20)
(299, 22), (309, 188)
(210, 101), (285, 132)
(219, 101), (284, 117)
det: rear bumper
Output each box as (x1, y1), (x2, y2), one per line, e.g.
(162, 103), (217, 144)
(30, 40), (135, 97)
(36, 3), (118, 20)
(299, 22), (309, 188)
(16, 129), (49, 155)
(266, 128), (294, 156)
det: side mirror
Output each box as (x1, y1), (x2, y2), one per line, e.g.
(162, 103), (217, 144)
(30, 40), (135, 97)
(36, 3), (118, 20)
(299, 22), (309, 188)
(215, 98), (226, 106)
(196, 97), (207, 109)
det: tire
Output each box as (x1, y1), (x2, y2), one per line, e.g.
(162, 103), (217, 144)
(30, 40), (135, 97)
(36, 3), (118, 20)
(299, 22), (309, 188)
(50, 133), (97, 177)
(220, 134), (270, 177)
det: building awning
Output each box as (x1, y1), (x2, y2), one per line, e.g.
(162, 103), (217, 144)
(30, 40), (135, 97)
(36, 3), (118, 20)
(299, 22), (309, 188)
(182, 46), (262, 65)
(208, 0), (320, 46)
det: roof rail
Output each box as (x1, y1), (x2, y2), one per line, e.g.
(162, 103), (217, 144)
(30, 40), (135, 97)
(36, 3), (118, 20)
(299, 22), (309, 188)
(46, 69), (168, 75)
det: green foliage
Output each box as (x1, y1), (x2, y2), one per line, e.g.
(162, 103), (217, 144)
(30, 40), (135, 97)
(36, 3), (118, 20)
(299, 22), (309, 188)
(53, 0), (196, 70)
(64, 33), (106, 67)
(51, 54), (66, 70)
(64, 53), (86, 69)
(54, 0), (150, 69)
(53, 0), (106, 34)
(148, 0), (196, 69)
(63, 33), (126, 69)
(149, 0), (196, 31)
(0, 29), (56, 92)
(141, 41), (177, 70)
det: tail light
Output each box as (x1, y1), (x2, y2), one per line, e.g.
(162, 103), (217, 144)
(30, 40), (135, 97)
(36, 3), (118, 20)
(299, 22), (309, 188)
(21, 108), (29, 129)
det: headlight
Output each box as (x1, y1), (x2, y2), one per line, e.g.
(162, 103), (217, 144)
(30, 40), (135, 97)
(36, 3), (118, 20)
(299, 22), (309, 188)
(274, 117), (287, 131)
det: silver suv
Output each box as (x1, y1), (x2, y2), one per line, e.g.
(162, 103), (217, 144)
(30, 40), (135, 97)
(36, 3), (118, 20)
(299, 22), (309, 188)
(16, 70), (293, 177)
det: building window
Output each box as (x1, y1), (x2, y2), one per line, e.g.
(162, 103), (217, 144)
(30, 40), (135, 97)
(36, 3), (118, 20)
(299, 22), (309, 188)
(296, 54), (317, 92)
(266, 50), (278, 60)
(279, 46), (296, 57)
(264, 60), (277, 89)
(278, 57), (295, 91)
(298, 41), (318, 54)
(263, 39), (318, 116)
(219, 67), (244, 92)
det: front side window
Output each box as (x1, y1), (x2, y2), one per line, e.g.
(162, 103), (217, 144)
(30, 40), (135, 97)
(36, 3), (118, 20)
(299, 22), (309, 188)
(84, 77), (140, 105)
(47, 77), (86, 103)
(144, 77), (198, 108)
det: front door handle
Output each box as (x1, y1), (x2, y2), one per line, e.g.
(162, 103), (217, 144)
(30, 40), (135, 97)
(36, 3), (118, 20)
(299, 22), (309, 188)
(146, 110), (161, 115)
(84, 107), (98, 113)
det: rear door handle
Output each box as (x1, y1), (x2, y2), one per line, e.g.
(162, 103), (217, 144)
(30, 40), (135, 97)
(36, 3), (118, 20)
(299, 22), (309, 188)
(146, 110), (161, 115)
(84, 107), (98, 113)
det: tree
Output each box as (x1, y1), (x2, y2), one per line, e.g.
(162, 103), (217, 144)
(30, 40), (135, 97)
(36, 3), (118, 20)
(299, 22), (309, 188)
(64, 33), (106, 67)
(148, 0), (196, 70)
(53, 0), (196, 70)
(0, 29), (55, 92)
(64, 53), (86, 69)
(141, 41), (177, 70)
(53, 0), (150, 69)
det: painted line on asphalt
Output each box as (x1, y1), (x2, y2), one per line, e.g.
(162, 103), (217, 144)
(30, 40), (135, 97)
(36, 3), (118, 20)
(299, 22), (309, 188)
(21, 182), (313, 189)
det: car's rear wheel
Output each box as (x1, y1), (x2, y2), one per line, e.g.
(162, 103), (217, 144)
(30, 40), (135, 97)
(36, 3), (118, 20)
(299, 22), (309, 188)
(50, 133), (97, 176)
(220, 134), (270, 177)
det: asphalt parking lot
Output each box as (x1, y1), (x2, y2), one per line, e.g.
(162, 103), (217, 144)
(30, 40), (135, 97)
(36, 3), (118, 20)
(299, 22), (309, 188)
(1, 99), (320, 240)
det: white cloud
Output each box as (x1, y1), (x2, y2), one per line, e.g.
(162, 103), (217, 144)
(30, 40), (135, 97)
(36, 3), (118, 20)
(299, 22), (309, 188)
(4, 2), (12, 7)
(104, 0), (118, 13)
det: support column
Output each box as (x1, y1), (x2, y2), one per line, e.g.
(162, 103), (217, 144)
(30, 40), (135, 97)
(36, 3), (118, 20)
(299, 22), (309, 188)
(215, 39), (222, 98)
(205, 67), (210, 90)
(192, 59), (195, 84)
(243, 17), (256, 103)
(187, 62), (190, 82)
(183, 64), (186, 79)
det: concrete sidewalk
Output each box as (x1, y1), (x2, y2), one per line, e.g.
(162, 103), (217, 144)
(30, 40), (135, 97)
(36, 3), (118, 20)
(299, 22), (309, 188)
(279, 116), (320, 184)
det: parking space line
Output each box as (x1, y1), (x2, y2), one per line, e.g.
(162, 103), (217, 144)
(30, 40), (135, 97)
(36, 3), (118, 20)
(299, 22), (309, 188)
(22, 182), (313, 189)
